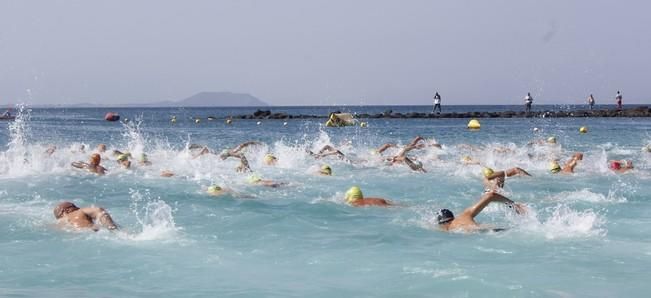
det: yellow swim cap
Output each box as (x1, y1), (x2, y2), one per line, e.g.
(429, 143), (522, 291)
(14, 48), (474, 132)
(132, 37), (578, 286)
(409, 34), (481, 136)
(547, 136), (557, 144)
(207, 185), (222, 193)
(247, 175), (262, 184)
(549, 161), (561, 173)
(226, 119), (232, 125)
(462, 156), (472, 162)
(117, 153), (130, 162)
(360, 122), (368, 127)
(345, 186), (364, 203)
(264, 154), (277, 164)
(320, 164), (332, 175)
(579, 126), (588, 133)
(482, 167), (494, 178)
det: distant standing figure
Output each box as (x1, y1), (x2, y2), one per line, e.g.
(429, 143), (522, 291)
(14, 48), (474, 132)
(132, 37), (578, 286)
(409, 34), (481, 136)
(524, 93), (533, 113)
(432, 92), (442, 113)
(615, 91), (622, 110)
(587, 94), (595, 110)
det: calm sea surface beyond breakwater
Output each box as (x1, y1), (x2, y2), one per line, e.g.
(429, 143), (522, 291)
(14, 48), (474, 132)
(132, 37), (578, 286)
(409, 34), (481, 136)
(1, 106), (651, 297)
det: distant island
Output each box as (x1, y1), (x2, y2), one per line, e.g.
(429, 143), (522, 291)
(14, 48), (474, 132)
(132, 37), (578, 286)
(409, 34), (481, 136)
(157, 92), (268, 107)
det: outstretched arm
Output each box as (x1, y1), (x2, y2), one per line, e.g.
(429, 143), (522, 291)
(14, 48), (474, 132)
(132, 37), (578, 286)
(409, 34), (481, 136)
(463, 192), (525, 219)
(231, 141), (262, 154)
(505, 167), (531, 177)
(317, 145), (338, 154)
(80, 207), (119, 230)
(376, 143), (397, 154)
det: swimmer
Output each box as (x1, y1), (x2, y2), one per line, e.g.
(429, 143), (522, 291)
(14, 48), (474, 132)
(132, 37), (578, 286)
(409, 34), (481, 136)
(160, 170), (174, 177)
(247, 174), (286, 188)
(263, 153), (278, 166)
(344, 186), (392, 207)
(97, 144), (107, 153)
(319, 164), (332, 176)
(116, 153), (131, 169)
(71, 144), (86, 154)
(206, 185), (229, 197)
(528, 136), (557, 146)
(437, 191), (526, 233)
(384, 141), (427, 172)
(71, 153), (107, 175)
(550, 152), (583, 174)
(307, 145), (348, 160)
(53, 201), (118, 231)
(407, 135), (443, 150)
(45, 145), (57, 156)
(608, 160), (634, 173)
(461, 156), (481, 165)
(216, 141), (263, 159)
(139, 153), (152, 166)
(482, 167), (531, 192)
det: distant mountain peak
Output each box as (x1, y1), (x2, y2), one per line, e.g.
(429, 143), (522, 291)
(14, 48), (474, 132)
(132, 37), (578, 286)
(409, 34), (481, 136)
(177, 92), (268, 107)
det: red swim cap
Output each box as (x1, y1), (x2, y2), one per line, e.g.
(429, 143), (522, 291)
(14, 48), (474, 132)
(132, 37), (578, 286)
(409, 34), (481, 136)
(609, 161), (621, 170)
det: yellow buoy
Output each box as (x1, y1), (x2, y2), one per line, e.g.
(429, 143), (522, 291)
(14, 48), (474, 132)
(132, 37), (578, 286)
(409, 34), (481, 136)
(579, 126), (588, 134)
(467, 119), (481, 129)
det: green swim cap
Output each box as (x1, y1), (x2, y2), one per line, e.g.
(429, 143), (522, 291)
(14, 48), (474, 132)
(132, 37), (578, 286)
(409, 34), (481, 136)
(247, 174), (262, 184)
(320, 164), (332, 175)
(547, 136), (557, 144)
(139, 153), (148, 162)
(345, 186), (363, 203)
(264, 154), (277, 164)
(117, 153), (130, 161)
(207, 185), (222, 193)
(482, 167), (494, 178)
(549, 161), (561, 173)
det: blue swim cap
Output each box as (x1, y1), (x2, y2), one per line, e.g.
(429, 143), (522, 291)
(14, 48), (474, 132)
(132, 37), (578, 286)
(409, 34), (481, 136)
(437, 209), (454, 224)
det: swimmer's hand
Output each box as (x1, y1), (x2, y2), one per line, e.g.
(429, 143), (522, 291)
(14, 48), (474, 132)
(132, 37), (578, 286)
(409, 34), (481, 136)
(513, 203), (527, 215)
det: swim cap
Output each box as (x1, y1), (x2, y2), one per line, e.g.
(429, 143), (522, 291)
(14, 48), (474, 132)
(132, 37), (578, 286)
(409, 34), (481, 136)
(53, 201), (79, 219)
(139, 153), (148, 162)
(461, 156), (472, 162)
(345, 186), (363, 203)
(89, 153), (101, 165)
(360, 122), (368, 128)
(643, 145), (651, 153)
(117, 153), (130, 162)
(320, 164), (332, 175)
(549, 161), (561, 173)
(547, 136), (557, 144)
(483, 167), (494, 178)
(579, 126), (588, 133)
(247, 174), (262, 184)
(609, 161), (622, 170)
(207, 185), (222, 193)
(437, 209), (454, 224)
(264, 154), (277, 164)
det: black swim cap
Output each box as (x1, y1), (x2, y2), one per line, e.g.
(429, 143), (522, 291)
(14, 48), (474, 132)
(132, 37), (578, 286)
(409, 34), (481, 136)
(437, 209), (454, 224)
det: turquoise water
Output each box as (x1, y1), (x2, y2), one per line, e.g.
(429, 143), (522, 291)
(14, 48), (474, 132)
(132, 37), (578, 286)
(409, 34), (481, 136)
(1, 106), (650, 297)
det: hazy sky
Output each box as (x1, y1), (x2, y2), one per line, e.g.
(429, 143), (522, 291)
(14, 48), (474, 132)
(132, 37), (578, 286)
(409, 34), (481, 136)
(0, 0), (649, 106)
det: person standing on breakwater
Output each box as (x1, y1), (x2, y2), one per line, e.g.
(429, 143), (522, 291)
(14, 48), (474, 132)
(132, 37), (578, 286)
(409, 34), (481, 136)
(432, 92), (441, 113)
(524, 92), (533, 113)
(615, 91), (623, 110)
(587, 94), (595, 110)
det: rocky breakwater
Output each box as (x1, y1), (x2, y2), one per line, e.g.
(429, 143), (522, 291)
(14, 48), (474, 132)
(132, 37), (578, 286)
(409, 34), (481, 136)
(230, 107), (650, 120)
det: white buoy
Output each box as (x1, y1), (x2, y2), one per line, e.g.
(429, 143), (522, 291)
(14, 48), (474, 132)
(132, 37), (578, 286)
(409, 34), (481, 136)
(283, 122), (288, 126)
(256, 121), (261, 125)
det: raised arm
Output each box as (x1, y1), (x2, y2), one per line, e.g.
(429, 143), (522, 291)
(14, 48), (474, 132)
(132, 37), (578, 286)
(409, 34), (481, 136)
(505, 167), (531, 177)
(234, 155), (252, 172)
(462, 192), (523, 219)
(404, 157), (426, 173)
(376, 143), (397, 154)
(231, 141), (262, 154)
(80, 207), (119, 230)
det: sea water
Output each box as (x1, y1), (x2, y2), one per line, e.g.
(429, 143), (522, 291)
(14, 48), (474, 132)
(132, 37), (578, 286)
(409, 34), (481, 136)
(1, 105), (650, 297)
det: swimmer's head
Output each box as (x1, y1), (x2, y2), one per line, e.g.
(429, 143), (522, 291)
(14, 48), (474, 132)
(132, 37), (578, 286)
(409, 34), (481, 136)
(320, 164), (332, 176)
(264, 154), (277, 165)
(549, 161), (561, 173)
(117, 153), (130, 162)
(219, 149), (230, 160)
(89, 153), (101, 165)
(97, 144), (107, 152)
(53, 201), (79, 219)
(247, 174), (262, 184)
(482, 167), (494, 178)
(345, 186), (363, 203)
(207, 185), (223, 194)
(642, 145), (651, 153)
(139, 153), (148, 163)
(547, 136), (557, 144)
(609, 161), (622, 170)
(437, 209), (454, 224)
(461, 156), (472, 162)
